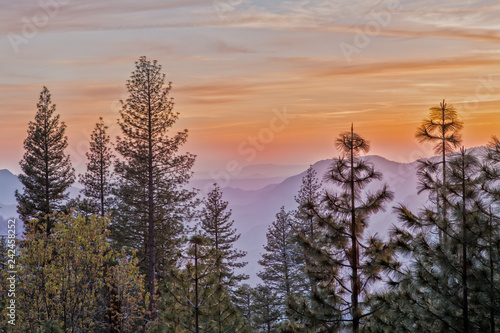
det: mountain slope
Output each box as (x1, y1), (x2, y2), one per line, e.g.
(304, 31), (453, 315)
(0, 169), (81, 223)
(1, 150), (485, 283)
(224, 155), (424, 283)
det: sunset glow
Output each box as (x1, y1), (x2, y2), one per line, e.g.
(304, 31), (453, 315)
(2, 0), (500, 174)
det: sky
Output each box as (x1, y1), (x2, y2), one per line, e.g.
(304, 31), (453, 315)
(1, 0), (500, 176)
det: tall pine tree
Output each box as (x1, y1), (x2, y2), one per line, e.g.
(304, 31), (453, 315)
(79, 117), (115, 216)
(199, 184), (248, 332)
(294, 166), (322, 293)
(285, 167), (329, 332)
(416, 99), (463, 241)
(371, 148), (497, 332)
(258, 206), (303, 323)
(16, 86), (75, 235)
(296, 125), (394, 332)
(113, 56), (196, 319)
(166, 235), (218, 333)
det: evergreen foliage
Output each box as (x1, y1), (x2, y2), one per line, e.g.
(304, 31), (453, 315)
(164, 235), (247, 333)
(293, 166), (323, 293)
(199, 184), (248, 331)
(113, 56), (197, 318)
(11, 61), (500, 333)
(79, 117), (115, 216)
(292, 125), (394, 332)
(258, 206), (304, 322)
(369, 149), (500, 332)
(416, 99), (464, 241)
(15, 87), (75, 235)
(252, 284), (282, 333)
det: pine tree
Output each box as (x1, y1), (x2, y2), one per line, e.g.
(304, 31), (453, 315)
(252, 284), (282, 333)
(15, 86), (75, 235)
(372, 148), (497, 331)
(286, 166), (333, 332)
(283, 166), (325, 331)
(79, 117), (115, 216)
(258, 206), (303, 322)
(416, 99), (463, 241)
(297, 125), (394, 332)
(233, 284), (255, 329)
(113, 56), (196, 318)
(479, 137), (500, 331)
(295, 167), (322, 243)
(166, 235), (219, 333)
(163, 235), (246, 333)
(293, 166), (322, 293)
(79, 117), (121, 331)
(199, 184), (248, 332)
(447, 147), (479, 331)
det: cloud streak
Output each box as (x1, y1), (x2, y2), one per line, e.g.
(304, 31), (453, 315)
(2, 0), (500, 172)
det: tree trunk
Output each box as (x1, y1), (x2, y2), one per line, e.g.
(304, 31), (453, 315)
(195, 242), (200, 333)
(147, 68), (156, 320)
(489, 209), (495, 333)
(100, 142), (105, 217)
(460, 149), (469, 333)
(44, 118), (51, 235)
(442, 101), (447, 244)
(267, 302), (271, 333)
(216, 222), (222, 333)
(350, 124), (360, 333)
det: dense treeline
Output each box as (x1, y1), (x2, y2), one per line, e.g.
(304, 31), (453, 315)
(4, 56), (500, 332)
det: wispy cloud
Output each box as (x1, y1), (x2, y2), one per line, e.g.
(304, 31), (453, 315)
(2, 0), (500, 171)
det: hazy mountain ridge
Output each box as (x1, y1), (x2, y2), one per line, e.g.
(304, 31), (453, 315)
(223, 155), (424, 283)
(0, 169), (81, 235)
(191, 163), (309, 191)
(215, 147), (486, 283)
(0, 147), (487, 281)
(0, 169), (21, 205)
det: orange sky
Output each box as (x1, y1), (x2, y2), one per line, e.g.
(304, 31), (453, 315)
(1, 0), (500, 175)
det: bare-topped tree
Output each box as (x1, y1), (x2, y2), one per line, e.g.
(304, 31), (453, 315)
(291, 124), (394, 332)
(333, 124), (391, 332)
(416, 99), (463, 238)
(336, 123), (370, 157)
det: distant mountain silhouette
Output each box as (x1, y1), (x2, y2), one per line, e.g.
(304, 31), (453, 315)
(0, 147), (486, 282)
(191, 163), (308, 191)
(0, 169), (22, 229)
(218, 155), (424, 284)
(0, 169), (81, 225)
(194, 147), (486, 284)
(0, 169), (21, 205)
